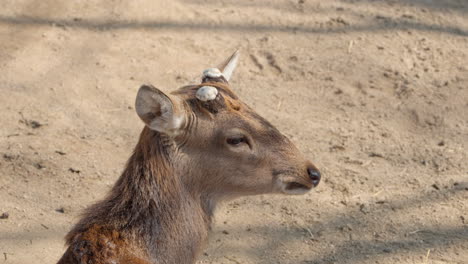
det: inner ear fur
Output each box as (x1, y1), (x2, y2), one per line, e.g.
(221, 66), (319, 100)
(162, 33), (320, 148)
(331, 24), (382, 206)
(135, 85), (186, 136)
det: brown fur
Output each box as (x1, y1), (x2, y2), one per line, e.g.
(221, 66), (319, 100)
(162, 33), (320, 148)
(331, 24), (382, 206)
(59, 128), (211, 264)
(58, 63), (319, 264)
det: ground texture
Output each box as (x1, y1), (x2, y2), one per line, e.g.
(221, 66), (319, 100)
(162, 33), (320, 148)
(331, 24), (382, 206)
(0, 0), (467, 263)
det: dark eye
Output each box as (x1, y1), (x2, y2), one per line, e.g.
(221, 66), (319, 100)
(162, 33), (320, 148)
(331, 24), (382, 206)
(226, 137), (245, 145)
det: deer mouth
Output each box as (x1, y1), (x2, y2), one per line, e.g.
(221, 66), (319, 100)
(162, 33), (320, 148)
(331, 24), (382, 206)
(273, 169), (314, 195)
(283, 181), (312, 195)
(286, 182), (310, 191)
(276, 175), (313, 195)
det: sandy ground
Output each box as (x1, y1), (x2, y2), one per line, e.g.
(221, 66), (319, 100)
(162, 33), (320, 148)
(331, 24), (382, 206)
(0, 0), (467, 263)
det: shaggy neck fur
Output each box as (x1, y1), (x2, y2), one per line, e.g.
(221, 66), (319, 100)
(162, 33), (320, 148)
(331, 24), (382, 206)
(65, 127), (214, 263)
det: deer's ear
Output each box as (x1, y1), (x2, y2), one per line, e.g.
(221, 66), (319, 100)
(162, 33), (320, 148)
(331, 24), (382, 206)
(217, 50), (240, 82)
(135, 85), (185, 136)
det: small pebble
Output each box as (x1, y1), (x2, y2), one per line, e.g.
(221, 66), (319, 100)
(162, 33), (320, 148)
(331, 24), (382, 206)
(360, 204), (370, 214)
(0, 212), (9, 219)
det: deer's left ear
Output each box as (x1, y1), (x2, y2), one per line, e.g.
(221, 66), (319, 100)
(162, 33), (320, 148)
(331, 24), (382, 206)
(135, 85), (186, 136)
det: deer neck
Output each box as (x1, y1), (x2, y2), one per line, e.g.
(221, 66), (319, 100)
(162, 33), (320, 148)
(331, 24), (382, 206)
(114, 127), (215, 262)
(65, 128), (215, 263)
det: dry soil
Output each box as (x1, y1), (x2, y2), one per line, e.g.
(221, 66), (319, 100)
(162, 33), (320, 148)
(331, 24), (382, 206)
(0, 0), (467, 263)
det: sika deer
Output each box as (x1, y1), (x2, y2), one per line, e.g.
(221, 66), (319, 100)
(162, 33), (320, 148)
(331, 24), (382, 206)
(57, 51), (321, 264)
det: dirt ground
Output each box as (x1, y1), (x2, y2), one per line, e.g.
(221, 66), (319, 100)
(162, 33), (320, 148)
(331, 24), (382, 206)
(0, 0), (467, 263)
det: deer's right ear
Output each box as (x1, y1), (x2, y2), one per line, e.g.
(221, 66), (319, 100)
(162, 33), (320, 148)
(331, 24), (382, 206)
(135, 85), (186, 136)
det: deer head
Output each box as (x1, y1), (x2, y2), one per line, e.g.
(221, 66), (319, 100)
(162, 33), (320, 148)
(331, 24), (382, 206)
(134, 51), (320, 199)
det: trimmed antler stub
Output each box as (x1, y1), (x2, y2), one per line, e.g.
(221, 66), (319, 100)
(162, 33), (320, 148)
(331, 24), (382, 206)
(196, 86), (218, 101)
(197, 68), (223, 101)
(202, 68), (227, 83)
(202, 68), (223, 78)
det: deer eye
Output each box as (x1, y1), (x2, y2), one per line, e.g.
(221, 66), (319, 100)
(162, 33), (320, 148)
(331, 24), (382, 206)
(226, 137), (246, 146)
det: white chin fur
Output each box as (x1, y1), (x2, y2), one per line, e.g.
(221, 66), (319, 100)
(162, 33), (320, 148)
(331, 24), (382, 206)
(196, 86), (218, 101)
(276, 178), (311, 195)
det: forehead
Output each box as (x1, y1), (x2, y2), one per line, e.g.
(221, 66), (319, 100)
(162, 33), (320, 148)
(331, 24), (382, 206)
(172, 84), (284, 140)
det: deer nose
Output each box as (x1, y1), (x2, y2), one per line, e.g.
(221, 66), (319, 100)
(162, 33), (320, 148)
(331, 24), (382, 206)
(307, 167), (321, 187)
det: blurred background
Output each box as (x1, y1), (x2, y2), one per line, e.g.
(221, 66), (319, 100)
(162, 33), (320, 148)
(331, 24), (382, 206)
(0, 0), (467, 263)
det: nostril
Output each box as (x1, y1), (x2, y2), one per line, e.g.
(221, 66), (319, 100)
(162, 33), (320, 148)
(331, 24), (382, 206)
(307, 167), (321, 187)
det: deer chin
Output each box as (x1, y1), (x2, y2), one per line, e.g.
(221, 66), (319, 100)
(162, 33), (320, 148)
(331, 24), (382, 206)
(276, 176), (313, 195)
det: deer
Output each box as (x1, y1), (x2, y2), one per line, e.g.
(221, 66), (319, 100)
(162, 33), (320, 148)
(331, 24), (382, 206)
(57, 50), (321, 264)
